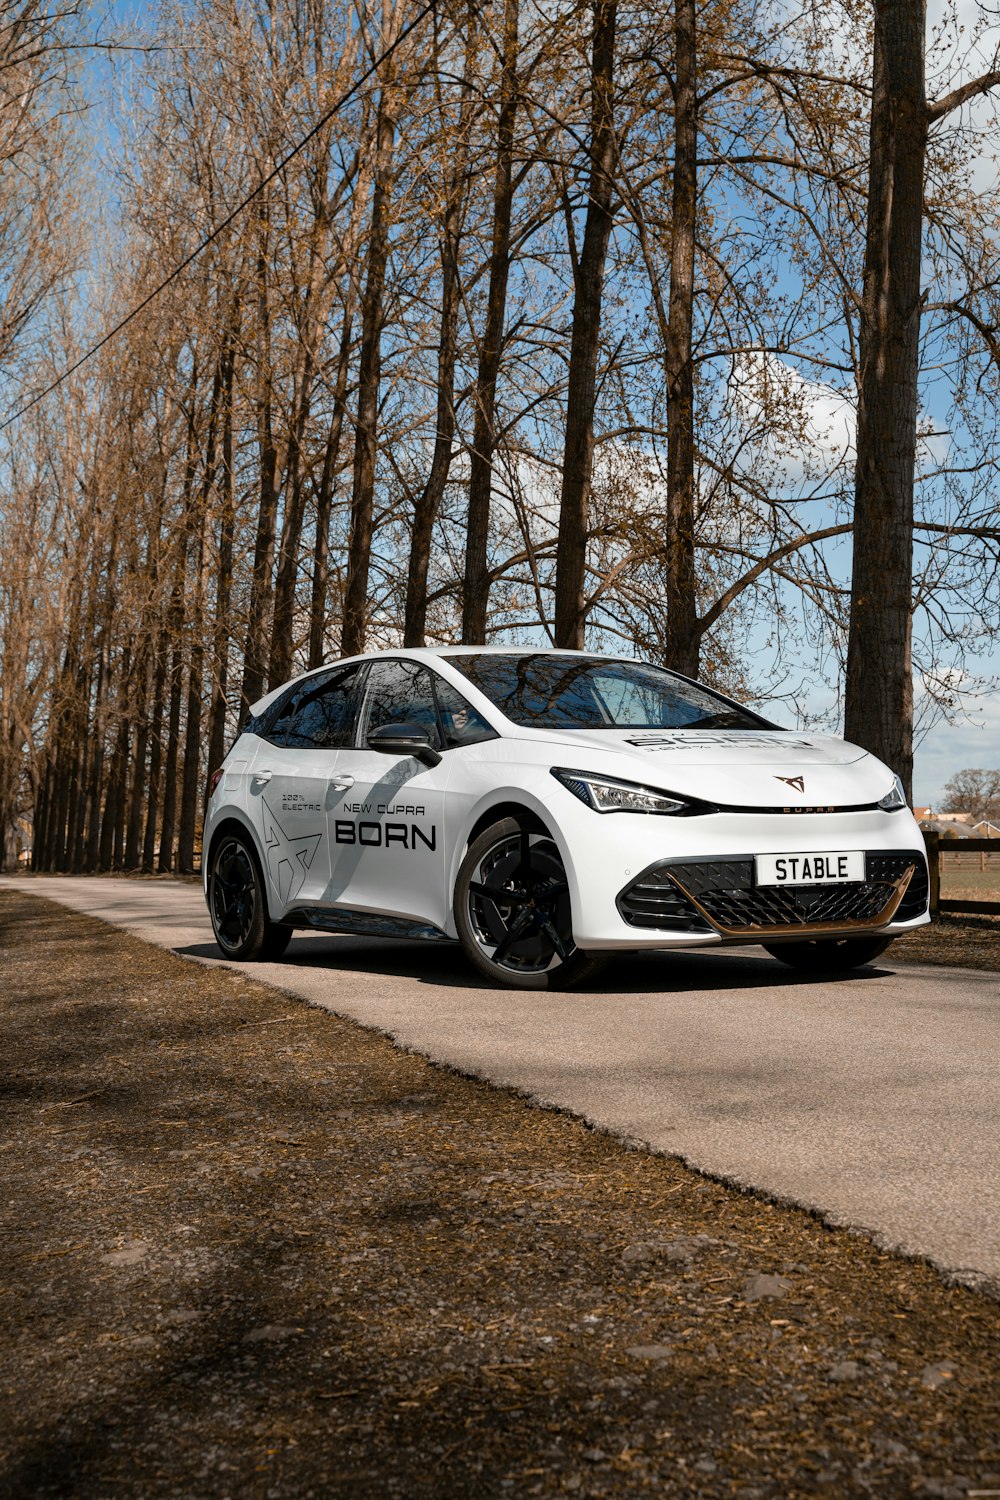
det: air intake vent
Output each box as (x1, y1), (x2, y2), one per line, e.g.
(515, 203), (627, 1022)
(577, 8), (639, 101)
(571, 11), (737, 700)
(616, 870), (714, 932)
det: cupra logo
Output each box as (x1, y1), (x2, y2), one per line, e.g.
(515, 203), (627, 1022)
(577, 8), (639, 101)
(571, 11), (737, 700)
(775, 775), (806, 793)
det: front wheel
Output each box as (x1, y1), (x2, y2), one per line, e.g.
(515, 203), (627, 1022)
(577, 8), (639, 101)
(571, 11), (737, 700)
(455, 818), (608, 990)
(209, 833), (293, 962)
(762, 935), (894, 973)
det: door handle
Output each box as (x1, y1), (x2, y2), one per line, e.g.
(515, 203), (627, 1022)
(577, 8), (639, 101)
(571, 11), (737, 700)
(252, 769), (272, 784)
(329, 774), (355, 791)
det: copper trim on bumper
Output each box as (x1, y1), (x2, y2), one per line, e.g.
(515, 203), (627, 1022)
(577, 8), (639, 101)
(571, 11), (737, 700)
(666, 863), (916, 941)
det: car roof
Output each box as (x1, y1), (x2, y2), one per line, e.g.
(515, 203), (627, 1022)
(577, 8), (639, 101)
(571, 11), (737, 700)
(246, 646), (628, 719)
(388, 646), (601, 657)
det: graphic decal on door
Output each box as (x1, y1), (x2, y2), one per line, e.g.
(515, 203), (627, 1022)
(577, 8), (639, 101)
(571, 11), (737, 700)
(261, 794), (323, 904)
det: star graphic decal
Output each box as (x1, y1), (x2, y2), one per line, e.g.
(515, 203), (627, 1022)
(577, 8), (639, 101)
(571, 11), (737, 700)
(260, 795), (323, 904)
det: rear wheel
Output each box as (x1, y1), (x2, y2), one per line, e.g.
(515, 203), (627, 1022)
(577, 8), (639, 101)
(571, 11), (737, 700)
(209, 833), (292, 962)
(762, 935), (894, 973)
(455, 818), (608, 990)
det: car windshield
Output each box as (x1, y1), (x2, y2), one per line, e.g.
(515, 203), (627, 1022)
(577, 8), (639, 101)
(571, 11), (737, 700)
(444, 654), (769, 732)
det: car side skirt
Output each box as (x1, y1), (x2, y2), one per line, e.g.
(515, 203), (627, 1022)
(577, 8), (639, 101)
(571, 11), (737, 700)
(285, 905), (453, 943)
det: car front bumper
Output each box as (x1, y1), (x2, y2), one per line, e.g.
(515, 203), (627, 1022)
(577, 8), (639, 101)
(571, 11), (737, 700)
(557, 805), (930, 950)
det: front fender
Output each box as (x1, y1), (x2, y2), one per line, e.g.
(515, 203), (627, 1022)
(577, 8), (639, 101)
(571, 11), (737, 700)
(444, 771), (585, 941)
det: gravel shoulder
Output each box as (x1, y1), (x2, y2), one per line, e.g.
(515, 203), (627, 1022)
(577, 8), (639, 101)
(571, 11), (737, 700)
(2, 888), (999, 1500)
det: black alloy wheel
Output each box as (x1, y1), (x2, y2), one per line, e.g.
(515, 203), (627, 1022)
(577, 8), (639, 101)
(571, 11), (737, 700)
(209, 833), (292, 962)
(455, 817), (608, 990)
(762, 935), (894, 973)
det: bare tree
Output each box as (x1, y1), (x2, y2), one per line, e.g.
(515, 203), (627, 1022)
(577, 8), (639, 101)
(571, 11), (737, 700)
(844, 1), (1000, 795)
(342, 0), (402, 656)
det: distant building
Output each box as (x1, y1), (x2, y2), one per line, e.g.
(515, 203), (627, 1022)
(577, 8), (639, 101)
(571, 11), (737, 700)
(918, 817), (975, 839)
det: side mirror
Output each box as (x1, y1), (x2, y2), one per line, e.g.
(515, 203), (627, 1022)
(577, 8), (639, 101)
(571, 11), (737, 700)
(367, 722), (442, 768)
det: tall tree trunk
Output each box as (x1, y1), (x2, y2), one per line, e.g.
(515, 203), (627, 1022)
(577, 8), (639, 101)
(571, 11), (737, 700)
(99, 709), (130, 871)
(208, 333), (238, 776)
(157, 641), (184, 874)
(52, 736), (73, 870)
(341, 33), (399, 657)
(308, 306), (355, 669)
(662, 0), (699, 676)
(33, 759), (52, 870)
(553, 0), (618, 650)
(404, 6), (476, 648)
(242, 199), (280, 711)
(269, 342), (318, 686)
(142, 649), (167, 873)
(461, 0), (519, 645)
(843, 0), (927, 796)
(124, 695), (149, 871)
(67, 665), (92, 872)
(178, 520), (206, 874)
(271, 195), (333, 687)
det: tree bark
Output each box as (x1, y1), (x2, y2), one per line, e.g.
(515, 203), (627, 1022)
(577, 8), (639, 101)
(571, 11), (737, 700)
(142, 648), (166, 873)
(208, 331), (237, 778)
(270, 233), (328, 686)
(461, 0), (519, 645)
(662, 0), (699, 676)
(308, 306), (355, 669)
(177, 522), (206, 874)
(553, 0), (618, 650)
(341, 29), (398, 658)
(242, 197), (280, 711)
(843, 0), (927, 796)
(157, 640), (184, 874)
(123, 683), (148, 872)
(33, 759), (52, 871)
(99, 708), (130, 871)
(404, 6), (477, 648)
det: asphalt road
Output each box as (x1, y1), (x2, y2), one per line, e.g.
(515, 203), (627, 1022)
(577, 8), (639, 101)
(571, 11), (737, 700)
(4, 874), (998, 1294)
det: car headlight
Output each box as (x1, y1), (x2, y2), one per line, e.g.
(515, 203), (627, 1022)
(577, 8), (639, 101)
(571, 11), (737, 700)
(878, 774), (908, 812)
(551, 767), (692, 815)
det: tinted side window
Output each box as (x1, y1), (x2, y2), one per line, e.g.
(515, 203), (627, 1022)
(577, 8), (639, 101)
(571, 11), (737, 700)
(266, 665), (365, 749)
(361, 661), (441, 746)
(433, 676), (497, 749)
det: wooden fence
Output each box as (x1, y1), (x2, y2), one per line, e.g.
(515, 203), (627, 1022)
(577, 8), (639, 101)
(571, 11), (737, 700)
(922, 832), (1000, 916)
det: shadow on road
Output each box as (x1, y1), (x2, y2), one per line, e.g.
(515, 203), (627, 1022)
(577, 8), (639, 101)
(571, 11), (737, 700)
(175, 936), (893, 995)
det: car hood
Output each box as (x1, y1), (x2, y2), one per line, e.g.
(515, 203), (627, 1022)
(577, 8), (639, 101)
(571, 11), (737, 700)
(518, 727), (891, 809)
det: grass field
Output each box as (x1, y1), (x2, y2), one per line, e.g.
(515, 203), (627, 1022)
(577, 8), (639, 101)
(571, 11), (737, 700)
(939, 868), (1000, 902)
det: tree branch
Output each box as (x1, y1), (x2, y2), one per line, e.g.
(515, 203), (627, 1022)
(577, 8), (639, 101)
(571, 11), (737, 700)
(928, 70), (1000, 124)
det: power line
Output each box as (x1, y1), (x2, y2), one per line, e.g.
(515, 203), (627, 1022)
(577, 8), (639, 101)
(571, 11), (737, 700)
(1, 0), (438, 434)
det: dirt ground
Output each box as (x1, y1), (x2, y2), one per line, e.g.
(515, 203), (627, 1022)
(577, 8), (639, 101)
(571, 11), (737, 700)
(891, 911), (1000, 972)
(2, 889), (998, 1500)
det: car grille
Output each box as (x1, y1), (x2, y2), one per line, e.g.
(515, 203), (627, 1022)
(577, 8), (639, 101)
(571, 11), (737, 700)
(617, 851), (928, 935)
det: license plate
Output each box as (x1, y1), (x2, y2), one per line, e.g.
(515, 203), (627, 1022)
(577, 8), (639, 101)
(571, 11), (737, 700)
(755, 851), (865, 887)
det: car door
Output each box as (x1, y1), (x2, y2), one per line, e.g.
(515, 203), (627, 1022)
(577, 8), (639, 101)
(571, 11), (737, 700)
(248, 663), (366, 914)
(326, 658), (451, 929)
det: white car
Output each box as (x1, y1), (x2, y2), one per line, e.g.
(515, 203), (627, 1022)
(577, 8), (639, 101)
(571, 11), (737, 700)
(203, 648), (929, 988)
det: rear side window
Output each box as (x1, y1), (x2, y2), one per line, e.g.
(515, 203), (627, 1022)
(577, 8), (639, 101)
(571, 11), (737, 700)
(265, 664), (365, 749)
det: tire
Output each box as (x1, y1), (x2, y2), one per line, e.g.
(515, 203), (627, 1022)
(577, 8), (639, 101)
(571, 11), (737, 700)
(454, 817), (609, 990)
(762, 935), (895, 973)
(209, 832), (293, 962)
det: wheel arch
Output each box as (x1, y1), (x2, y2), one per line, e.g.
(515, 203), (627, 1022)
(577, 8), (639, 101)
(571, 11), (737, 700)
(465, 800), (553, 848)
(205, 815), (274, 921)
(447, 792), (574, 925)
